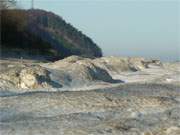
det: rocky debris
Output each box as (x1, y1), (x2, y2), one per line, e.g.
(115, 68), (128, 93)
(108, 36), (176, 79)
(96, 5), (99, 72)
(0, 63), (61, 89)
(0, 83), (180, 135)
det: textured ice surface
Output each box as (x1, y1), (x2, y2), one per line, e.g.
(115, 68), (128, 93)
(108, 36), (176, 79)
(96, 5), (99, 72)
(0, 57), (180, 135)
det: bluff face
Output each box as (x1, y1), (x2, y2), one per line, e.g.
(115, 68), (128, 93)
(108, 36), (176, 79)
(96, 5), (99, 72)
(1, 9), (102, 59)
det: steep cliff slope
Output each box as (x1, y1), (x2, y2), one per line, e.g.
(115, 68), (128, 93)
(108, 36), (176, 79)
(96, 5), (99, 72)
(1, 9), (102, 59)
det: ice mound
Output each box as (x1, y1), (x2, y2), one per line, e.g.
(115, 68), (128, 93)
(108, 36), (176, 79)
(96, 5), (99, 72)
(46, 56), (120, 87)
(93, 56), (163, 74)
(46, 56), (163, 87)
(0, 64), (62, 90)
(0, 56), (167, 90)
(93, 57), (146, 76)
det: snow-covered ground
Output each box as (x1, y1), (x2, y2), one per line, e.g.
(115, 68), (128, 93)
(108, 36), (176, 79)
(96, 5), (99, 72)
(0, 56), (180, 135)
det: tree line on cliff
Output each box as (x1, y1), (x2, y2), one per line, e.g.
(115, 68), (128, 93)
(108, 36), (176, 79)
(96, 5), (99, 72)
(0, 0), (102, 59)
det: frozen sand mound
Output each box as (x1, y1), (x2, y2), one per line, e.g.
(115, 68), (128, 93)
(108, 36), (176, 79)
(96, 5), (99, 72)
(0, 63), (61, 90)
(45, 56), (121, 87)
(93, 56), (164, 77)
(1, 56), (177, 90)
(44, 56), (164, 86)
(0, 56), (179, 91)
(50, 56), (161, 72)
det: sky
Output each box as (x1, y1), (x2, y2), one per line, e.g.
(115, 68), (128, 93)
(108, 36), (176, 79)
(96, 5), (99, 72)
(17, 0), (180, 61)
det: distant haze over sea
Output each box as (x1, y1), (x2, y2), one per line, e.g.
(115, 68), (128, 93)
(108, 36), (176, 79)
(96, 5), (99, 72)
(19, 0), (180, 62)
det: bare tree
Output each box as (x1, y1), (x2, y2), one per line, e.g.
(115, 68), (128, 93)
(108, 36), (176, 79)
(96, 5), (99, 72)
(0, 0), (16, 9)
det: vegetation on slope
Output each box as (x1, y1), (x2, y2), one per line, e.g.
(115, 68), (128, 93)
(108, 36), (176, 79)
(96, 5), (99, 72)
(1, 9), (102, 59)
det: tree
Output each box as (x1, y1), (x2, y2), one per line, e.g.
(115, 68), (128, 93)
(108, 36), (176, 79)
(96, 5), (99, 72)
(0, 0), (16, 9)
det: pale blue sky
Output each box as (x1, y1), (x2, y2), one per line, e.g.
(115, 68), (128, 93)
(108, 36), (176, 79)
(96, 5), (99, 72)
(17, 0), (180, 61)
